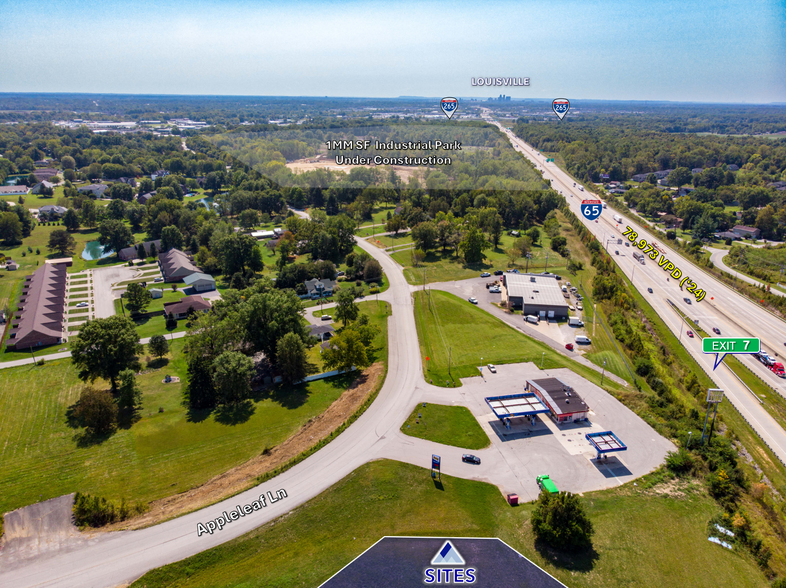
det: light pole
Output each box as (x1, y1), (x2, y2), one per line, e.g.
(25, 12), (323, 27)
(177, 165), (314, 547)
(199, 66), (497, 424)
(600, 359), (606, 385)
(541, 352), (545, 369)
(544, 252), (549, 272)
(525, 253), (531, 274)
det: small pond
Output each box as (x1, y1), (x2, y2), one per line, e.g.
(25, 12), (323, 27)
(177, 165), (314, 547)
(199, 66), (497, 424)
(82, 240), (113, 261)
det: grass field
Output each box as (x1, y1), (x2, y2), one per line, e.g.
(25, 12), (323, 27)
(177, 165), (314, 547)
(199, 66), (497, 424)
(413, 290), (615, 390)
(356, 204), (398, 228)
(391, 232), (567, 286)
(0, 302), (389, 514)
(368, 232), (413, 249)
(131, 460), (768, 588)
(401, 403), (489, 450)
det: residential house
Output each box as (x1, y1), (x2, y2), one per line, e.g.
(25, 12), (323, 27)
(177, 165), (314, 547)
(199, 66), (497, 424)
(163, 295), (211, 319)
(183, 272), (216, 293)
(7, 262), (68, 349)
(158, 248), (200, 282)
(118, 239), (161, 261)
(38, 205), (68, 220)
(732, 225), (761, 239)
(631, 173), (649, 182)
(304, 278), (336, 299)
(31, 180), (57, 194)
(727, 164), (739, 172)
(150, 288), (163, 299)
(692, 168), (704, 174)
(136, 191), (156, 205)
(151, 170), (170, 182)
(117, 177), (137, 187)
(28, 168), (58, 181)
(715, 231), (740, 241)
(77, 184), (108, 197)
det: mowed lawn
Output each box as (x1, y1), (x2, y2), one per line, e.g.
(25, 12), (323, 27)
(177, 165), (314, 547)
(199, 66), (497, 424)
(414, 290), (610, 388)
(131, 460), (767, 588)
(392, 232), (568, 286)
(401, 403), (489, 450)
(0, 314), (387, 514)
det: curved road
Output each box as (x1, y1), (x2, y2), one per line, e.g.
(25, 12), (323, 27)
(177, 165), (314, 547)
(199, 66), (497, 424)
(707, 246), (786, 297)
(487, 113), (786, 462)
(1, 218), (674, 586)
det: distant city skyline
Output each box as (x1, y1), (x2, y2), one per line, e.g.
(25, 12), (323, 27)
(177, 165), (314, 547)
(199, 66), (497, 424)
(1, 0), (784, 104)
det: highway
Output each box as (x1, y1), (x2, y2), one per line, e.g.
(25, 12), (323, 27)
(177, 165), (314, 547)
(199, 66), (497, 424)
(0, 213), (674, 587)
(485, 112), (786, 463)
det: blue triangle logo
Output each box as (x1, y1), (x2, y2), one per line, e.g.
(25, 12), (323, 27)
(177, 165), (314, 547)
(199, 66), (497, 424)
(431, 540), (465, 565)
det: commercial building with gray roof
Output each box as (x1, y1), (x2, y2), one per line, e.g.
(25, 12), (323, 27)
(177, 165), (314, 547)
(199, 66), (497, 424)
(7, 262), (68, 349)
(501, 273), (568, 319)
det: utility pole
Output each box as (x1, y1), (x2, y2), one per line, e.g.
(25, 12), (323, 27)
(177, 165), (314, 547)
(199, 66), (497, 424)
(544, 252), (549, 272)
(600, 359), (607, 385)
(525, 253), (531, 274)
(448, 347), (452, 378)
(541, 352), (545, 369)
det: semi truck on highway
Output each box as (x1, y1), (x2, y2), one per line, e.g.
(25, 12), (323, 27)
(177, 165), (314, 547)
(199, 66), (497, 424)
(633, 251), (645, 264)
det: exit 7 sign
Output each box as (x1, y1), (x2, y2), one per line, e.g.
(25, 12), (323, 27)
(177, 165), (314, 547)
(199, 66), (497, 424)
(702, 337), (760, 370)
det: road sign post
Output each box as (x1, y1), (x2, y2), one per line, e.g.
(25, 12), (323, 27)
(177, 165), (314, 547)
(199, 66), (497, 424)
(431, 454), (441, 481)
(701, 389), (724, 444)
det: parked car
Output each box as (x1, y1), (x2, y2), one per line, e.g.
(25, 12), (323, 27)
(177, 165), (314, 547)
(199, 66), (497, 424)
(647, 288), (653, 293)
(537, 475), (559, 494)
(489, 286), (501, 293)
(321, 315), (332, 321)
(336, 270), (345, 276)
(713, 327), (721, 335)
(480, 272), (491, 278)
(76, 302), (88, 308)
(154, 277), (164, 282)
(494, 270), (504, 276)
(565, 343), (574, 351)
(468, 297), (478, 304)
(687, 331), (694, 338)
(462, 454), (481, 465)
(487, 364), (496, 373)
(555, 275), (562, 280)
(684, 297), (692, 305)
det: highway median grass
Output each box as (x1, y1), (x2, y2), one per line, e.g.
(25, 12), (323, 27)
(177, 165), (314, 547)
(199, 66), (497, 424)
(130, 460), (768, 588)
(401, 403), (489, 450)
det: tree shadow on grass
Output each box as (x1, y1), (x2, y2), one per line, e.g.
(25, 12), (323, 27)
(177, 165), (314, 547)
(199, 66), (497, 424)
(533, 538), (599, 573)
(185, 404), (214, 424)
(146, 357), (170, 370)
(214, 399), (255, 425)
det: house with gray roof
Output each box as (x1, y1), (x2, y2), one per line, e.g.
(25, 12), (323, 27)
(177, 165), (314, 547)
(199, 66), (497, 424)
(77, 184), (108, 197)
(158, 248), (199, 282)
(118, 239), (160, 261)
(183, 272), (216, 292)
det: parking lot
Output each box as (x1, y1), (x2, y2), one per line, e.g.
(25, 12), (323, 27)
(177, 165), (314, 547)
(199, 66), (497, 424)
(382, 362), (674, 501)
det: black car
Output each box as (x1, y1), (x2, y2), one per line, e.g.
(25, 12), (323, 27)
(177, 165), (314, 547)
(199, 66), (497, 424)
(684, 297), (692, 305)
(494, 270), (504, 276)
(713, 327), (721, 335)
(462, 454), (481, 465)
(647, 288), (653, 293)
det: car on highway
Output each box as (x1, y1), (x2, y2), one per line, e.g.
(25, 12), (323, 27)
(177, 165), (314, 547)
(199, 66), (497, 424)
(494, 270), (503, 275)
(462, 454), (481, 465)
(711, 327), (720, 335)
(480, 272), (491, 278)
(647, 287), (653, 293)
(76, 302), (89, 308)
(595, 220), (599, 223)
(684, 297), (692, 305)
(487, 364), (496, 373)
(468, 297), (478, 304)
(687, 331), (694, 338)
(565, 343), (574, 351)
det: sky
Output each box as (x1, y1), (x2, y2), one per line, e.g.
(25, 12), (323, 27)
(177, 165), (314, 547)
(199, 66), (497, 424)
(1, 0), (784, 103)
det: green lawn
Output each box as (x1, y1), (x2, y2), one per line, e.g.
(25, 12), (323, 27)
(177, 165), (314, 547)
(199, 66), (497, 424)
(414, 290), (613, 389)
(356, 203), (398, 228)
(368, 232), (412, 249)
(401, 403), (489, 450)
(392, 233), (567, 286)
(0, 331), (388, 515)
(131, 460), (768, 588)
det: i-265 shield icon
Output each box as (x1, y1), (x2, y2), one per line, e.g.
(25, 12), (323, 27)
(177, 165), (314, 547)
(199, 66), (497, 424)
(440, 97), (458, 119)
(552, 98), (570, 120)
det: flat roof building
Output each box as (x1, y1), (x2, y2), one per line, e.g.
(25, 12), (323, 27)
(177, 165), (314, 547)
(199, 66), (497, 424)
(501, 273), (568, 319)
(526, 377), (589, 423)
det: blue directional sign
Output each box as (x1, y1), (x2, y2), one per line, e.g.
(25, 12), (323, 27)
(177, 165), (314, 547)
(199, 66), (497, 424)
(581, 199), (602, 221)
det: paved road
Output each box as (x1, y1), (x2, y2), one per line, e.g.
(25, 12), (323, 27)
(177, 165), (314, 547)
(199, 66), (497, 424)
(707, 246), (786, 297)
(486, 113), (786, 462)
(0, 223), (673, 586)
(0, 333), (187, 370)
